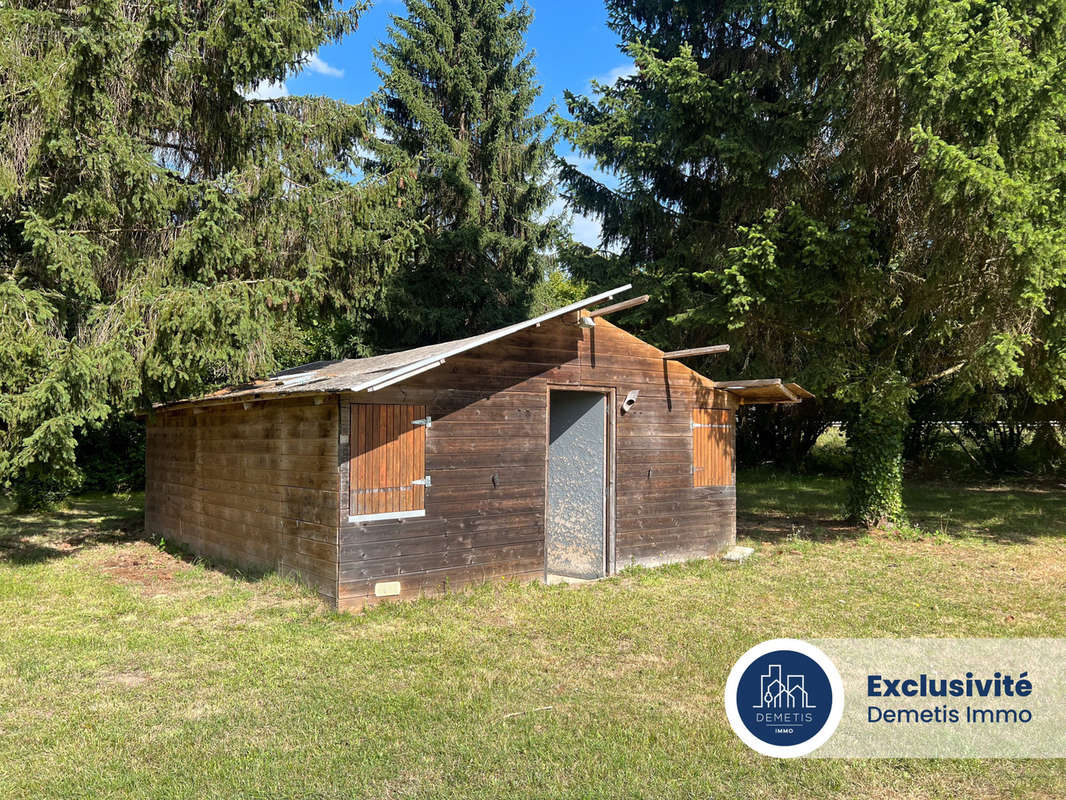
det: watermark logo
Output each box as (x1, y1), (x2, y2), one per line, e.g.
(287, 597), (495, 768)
(756, 661), (815, 710)
(725, 639), (844, 758)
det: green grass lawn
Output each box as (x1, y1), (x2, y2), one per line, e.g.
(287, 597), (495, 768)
(0, 476), (1063, 799)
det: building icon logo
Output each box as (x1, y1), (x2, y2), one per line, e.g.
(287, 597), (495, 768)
(757, 663), (815, 710)
(725, 639), (844, 758)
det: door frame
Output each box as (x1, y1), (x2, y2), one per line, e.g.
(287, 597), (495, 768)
(544, 384), (616, 580)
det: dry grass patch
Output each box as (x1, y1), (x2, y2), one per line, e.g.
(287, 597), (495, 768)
(96, 542), (190, 594)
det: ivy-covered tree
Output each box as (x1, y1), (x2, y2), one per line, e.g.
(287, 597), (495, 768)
(365, 0), (556, 348)
(0, 0), (415, 506)
(559, 0), (1066, 526)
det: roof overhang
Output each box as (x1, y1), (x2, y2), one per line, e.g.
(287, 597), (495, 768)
(713, 379), (814, 405)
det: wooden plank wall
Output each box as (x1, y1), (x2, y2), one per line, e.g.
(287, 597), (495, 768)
(336, 316), (738, 611)
(145, 396), (340, 603)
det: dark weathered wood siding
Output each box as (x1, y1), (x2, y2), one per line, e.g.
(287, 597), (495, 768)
(144, 396), (339, 602)
(336, 316), (737, 611)
(144, 315), (739, 612)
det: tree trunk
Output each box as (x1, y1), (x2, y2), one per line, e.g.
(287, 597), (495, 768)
(846, 401), (907, 528)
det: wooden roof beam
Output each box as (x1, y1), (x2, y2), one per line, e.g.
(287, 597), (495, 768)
(775, 383), (799, 402)
(662, 344), (730, 359)
(587, 295), (650, 318)
(712, 378), (781, 389)
(785, 382), (816, 400)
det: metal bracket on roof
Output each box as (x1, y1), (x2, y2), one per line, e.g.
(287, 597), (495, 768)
(412, 416), (432, 428)
(357, 358), (446, 393)
(275, 372), (320, 387)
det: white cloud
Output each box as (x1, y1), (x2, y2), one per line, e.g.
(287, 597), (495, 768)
(544, 196), (605, 251)
(304, 53), (344, 78)
(589, 62), (637, 91)
(241, 53), (341, 101)
(244, 79), (289, 100)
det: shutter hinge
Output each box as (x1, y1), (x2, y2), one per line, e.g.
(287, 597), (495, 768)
(413, 416), (432, 428)
(411, 475), (431, 487)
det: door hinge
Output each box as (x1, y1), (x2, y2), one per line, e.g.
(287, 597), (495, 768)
(412, 416), (432, 428)
(412, 475), (431, 487)
(691, 422), (732, 429)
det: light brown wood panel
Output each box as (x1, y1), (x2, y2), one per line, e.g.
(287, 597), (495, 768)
(426, 465), (543, 488)
(423, 420), (544, 438)
(341, 387), (545, 409)
(426, 436), (542, 455)
(338, 540), (544, 583)
(692, 407), (735, 487)
(425, 451), (544, 470)
(349, 404), (425, 516)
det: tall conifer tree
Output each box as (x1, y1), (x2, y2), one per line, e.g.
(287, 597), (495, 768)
(560, 0), (1066, 526)
(0, 0), (415, 505)
(367, 0), (555, 347)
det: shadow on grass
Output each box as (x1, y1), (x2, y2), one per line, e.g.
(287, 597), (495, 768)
(737, 468), (1066, 546)
(736, 469), (857, 544)
(0, 492), (274, 587)
(737, 510), (866, 545)
(903, 480), (1066, 545)
(0, 493), (145, 565)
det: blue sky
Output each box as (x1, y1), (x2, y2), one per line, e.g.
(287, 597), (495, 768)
(257, 0), (630, 248)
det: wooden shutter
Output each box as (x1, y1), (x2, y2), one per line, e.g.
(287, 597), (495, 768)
(349, 404), (426, 516)
(692, 408), (735, 487)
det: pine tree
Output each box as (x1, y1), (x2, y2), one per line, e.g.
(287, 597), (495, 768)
(560, 0), (1066, 526)
(0, 0), (415, 506)
(365, 0), (556, 348)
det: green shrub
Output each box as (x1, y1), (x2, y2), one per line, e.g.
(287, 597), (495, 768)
(804, 426), (851, 475)
(76, 416), (145, 493)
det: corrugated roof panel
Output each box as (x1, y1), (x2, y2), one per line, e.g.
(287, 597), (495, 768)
(156, 284), (632, 409)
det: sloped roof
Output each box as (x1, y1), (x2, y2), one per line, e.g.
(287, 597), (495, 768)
(155, 283), (814, 410)
(159, 284), (633, 408)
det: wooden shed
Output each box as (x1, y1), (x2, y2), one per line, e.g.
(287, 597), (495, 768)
(145, 286), (810, 610)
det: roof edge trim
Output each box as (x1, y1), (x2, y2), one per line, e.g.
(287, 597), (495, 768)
(349, 283), (632, 393)
(364, 358), (447, 393)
